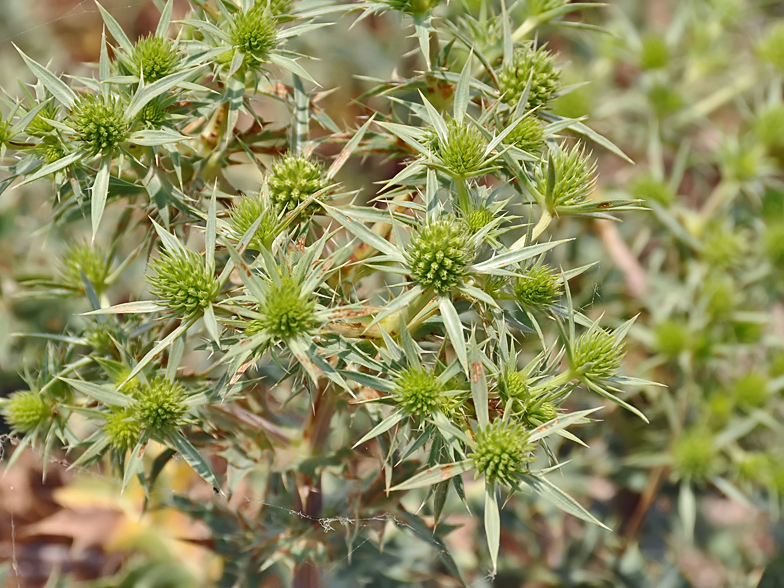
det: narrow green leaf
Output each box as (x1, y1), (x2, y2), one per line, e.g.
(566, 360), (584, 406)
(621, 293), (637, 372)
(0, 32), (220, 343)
(473, 239), (572, 270)
(119, 318), (195, 390)
(122, 431), (151, 494)
(61, 377), (133, 408)
(127, 129), (188, 145)
(526, 472), (610, 529)
(167, 431), (221, 490)
(485, 479), (500, 573)
(453, 51), (473, 125)
(268, 52), (319, 86)
(353, 410), (406, 448)
(95, 1), (134, 53)
(679, 481), (696, 543)
(125, 66), (206, 120)
(17, 150), (84, 187)
(323, 204), (404, 260)
(439, 297), (468, 372)
(82, 300), (165, 315)
(15, 46), (77, 108)
(91, 158), (111, 239)
(326, 114), (375, 180)
(527, 407), (601, 443)
(155, 0), (174, 38)
(470, 336), (489, 428)
(206, 184), (217, 270)
(390, 459), (474, 491)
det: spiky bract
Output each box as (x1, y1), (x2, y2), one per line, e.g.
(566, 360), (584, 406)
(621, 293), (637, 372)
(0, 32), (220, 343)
(515, 265), (560, 308)
(405, 218), (475, 295)
(104, 409), (141, 451)
(135, 377), (188, 432)
(437, 118), (487, 178)
(2, 391), (51, 433)
(68, 94), (128, 154)
(537, 144), (597, 207)
(572, 328), (623, 381)
(127, 35), (179, 82)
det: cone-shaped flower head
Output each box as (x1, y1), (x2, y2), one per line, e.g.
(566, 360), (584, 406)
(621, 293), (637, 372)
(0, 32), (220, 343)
(639, 34), (669, 70)
(498, 45), (561, 109)
(472, 420), (535, 487)
(127, 35), (178, 82)
(135, 377), (188, 432)
(572, 328), (624, 381)
(507, 116), (544, 153)
(654, 319), (690, 357)
(26, 101), (59, 137)
(68, 94), (128, 154)
(229, 193), (278, 251)
(405, 217), (475, 295)
(249, 273), (317, 341)
(147, 249), (219, 316)
(261, 0), (294, 16)
(392, 367), (448, 416)
(672, 428), (717, 481)
(499, 370), (528, 402)
(2, 391), (51, 433)
(522, 402), (558, 427)
(437, 118), (487, 178)
(59, 243), (112, 294)
(268, 154), (328, 214)
(465, 207), (494, 233)
(733, 372), (769, 409)
(515, 265), (560, 308)
(537, 143), (597, 208)
(231, 6), (278, 63)
(104, 408), (141, 451)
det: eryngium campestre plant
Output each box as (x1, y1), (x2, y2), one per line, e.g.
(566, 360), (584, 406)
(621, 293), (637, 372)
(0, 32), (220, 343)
(268, 154), (328, 213)
(471, 420), (535, 487)
(405, 217), (475, 294)
(125, 35), (179, 82)
(67, 94), (128, 154)
(147, 249), (219, 315)
(2, 391), (51, 433)
(498, 44), (562, 109)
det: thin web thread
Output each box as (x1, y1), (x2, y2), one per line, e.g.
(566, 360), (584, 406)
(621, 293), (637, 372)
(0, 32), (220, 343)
(0, 433), (456, 585)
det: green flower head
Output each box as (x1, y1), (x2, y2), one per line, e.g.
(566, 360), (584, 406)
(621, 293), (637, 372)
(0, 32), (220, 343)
(640, 34), (669, 70)
(654, 319), (690, 357)
(465, 207), (494, 233)
(68, 94), (128, 154)
(436, 118), (487, 178)
(0, 113), (8, 147)
(572, 328), (624, 381)
(507, 116), (544, 153)
(59, 242), (112, 295)
(104, 408), (141, 451)
(522, 401), (558, 428)
(498, 44), (561, 109)
(629, 173), (675, 206)
(2, 391), (51, 433)
(515, 265), (560, 308)
(381, 0), (441, 15)
(250, 273), (317, 341)
(765, 221), (784, 270)
(672, 428), (717, 481)
(135, 376), (188, 432)
(392, 367), (448, 417)
(41, 141), (66, 164)
(137, 101), (168, 127)
(754, 104), (784, 152)
(758, 21), (784, 71)
(405, 217), (475, 295)
(147, 249), (219, 316)
(85, 319), (116, 354)
(733, 372), (769, 409)
(537, 143), (597, 208)
(472, 420), (535, 487)
(231, 6), (278, 63)
(499, 370), (528, 403)
(229, 193), (278, 251)
(127, 35), (178, 82)
(268, 154), (328, 214)
(258, 0), (294, 17)
(702, 226), (745, 268)
(26, 101), (59, 137)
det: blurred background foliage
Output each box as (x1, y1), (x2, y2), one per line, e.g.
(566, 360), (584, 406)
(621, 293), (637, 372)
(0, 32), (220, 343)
(1, 0), (784, 587)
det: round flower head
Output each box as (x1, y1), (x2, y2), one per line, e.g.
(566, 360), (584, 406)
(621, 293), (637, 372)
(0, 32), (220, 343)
(758, 21), (784, 71)
(639, 34), (669, 70)
(68, 94), (128, 154)
(471, 420), (535, 487)
(104, 408), (141, 451)
(127, 35), (178, 83)
(738, 452), (772, 485)
(572, 328), (624, 381)
(465, 207), (494, 233)
(629, 172), (675, 206)
(405, 217), (475, 295)
(654, 319), (690, 357)
(85, 319), (116, 354)
(703, 277), (736, 318)
(381, 0), (441, 15)
(701, 226), (745, 268)
(498, 45), (561, 109)
(2, 391), (51, 433)
(147, 249), (219, 316)
(754, 104), (784, 152)
(436, 118), (487, 178)
(268, 155), (328, 214)
(261, 0), (294, 17)
(135, 376), (188, 432)
(251, 273), (316, 341)
(672, 428), (716, 481)
(392, 367), (450, 417)
(26, 101), (59, 137)
(41, 141), (66, 164)
(536, 144), (597, 208)
(137, 101), (168, 127)
(648, 84), (683, 116)
(515, 265), (560, 308)
(229, 193), (278, 251)
(59, 242), (112, 295)
(499, 370), (528, 402)
(507, 116), (544, 153)
(231, 6), (278, 64)
(733, 372), (769, 409)
(523, 401), (558, 428)
(765, 221), (784, 270)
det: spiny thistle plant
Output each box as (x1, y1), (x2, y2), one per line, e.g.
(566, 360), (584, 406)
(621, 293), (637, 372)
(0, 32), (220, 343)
(14, 0), (771, 584)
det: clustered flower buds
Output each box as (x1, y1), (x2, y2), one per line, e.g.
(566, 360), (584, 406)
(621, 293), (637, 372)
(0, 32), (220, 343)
(392, 367), (448, 416)
(250, 273), (316, 341)
(147, 249), (219, 315)
(268, 154), (328, 214)
(231, 5), (278, 64)
(571, 328), (624, 381)
(68, 94), (128, 154)
(2, 391), (51, 433)
(537, 143), (597, 208)
(515, 265), (560, 308)
(59, 243), (112, 295)
(498, 44), (561, 109)
(229, 193), (278, 251)
(104, 408), (141, 451)
(437, 118), (487, 178)
(135, 376), (188, 432)
(471, 420), (535, 487)
(507, 116), (544, 153)
(672, 428), (717, 481)
(405, 218), (475, 294)
(126, 35), (179, 82)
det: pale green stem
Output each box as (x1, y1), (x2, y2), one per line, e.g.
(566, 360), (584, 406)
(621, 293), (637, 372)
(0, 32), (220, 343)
(379, 286), (435, 335)
(455, 177), (472, 214)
